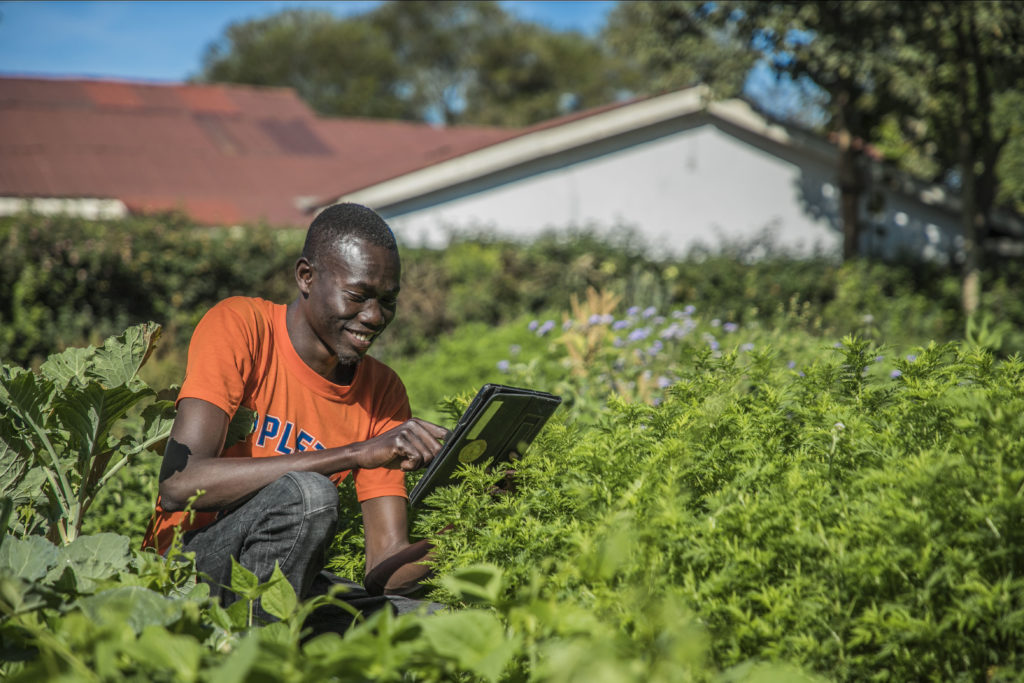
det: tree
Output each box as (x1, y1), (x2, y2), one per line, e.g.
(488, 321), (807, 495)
(198, 1), (630, 127)
(877, 1), (1024, 315)
(366, 0), (509, 125)
(198, 8), (412, 119)
(462, 22), (632, 126)
(603, 1), (755, 99)
(603, 1), (904, 261)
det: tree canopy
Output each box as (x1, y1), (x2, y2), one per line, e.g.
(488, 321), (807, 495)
(198, 1), (632, 126)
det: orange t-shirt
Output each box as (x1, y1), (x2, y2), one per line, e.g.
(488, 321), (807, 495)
(142, 296), (410, 554)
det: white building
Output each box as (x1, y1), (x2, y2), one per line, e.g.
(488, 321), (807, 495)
(319, 87), (1011, 264)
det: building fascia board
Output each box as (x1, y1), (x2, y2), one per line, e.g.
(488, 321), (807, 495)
(320, 86), (1021, 235)
(324, 87), (721, 211)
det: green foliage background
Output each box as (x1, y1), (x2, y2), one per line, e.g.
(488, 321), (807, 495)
(4, 212), (1024, 680)
(5, 211), (1024, 381)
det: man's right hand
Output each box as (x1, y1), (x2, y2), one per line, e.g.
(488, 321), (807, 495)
(160, 399), (447, 512)
(356, 418), (449, 472)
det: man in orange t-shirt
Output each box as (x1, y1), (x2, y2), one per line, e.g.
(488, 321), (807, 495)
(143, 203), (448, 625)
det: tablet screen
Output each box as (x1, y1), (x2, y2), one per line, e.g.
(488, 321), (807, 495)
(408, 384), (561, 508)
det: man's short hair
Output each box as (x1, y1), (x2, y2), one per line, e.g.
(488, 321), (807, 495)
(303, 203), (397, 267)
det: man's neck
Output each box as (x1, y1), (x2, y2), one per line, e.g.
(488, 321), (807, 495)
(285, 300), (358, 386)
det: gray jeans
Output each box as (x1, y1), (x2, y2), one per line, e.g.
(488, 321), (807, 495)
(180, 471), (437, 632)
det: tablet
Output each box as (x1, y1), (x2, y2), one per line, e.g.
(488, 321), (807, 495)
(408, 384), (562, 508)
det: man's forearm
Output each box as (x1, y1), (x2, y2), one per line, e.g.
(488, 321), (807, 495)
(159, 440), (374, 511)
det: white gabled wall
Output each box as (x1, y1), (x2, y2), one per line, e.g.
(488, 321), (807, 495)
(384, 122), (844, 258)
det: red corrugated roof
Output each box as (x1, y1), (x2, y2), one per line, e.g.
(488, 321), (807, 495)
(0, 76), (517, 226)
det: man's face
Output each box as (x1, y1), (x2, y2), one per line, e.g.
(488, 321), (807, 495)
(301, 237), (400, 368)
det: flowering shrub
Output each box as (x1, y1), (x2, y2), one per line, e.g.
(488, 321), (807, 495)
(5, 301), (1024, 680)
(419, 336), (1024, 681)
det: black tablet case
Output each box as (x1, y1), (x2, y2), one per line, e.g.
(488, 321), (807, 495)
(408, 384), (562, 508)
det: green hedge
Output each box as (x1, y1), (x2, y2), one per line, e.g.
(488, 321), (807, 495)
(413, 337), (1024, 681)
(4, 211), (1024, 374)
(0, 213), (301, 364)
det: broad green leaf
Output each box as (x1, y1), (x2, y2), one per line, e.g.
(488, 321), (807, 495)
(226, 406), (256, 448)
(0, 497), (10, 541)
(439, 564), (504, 604)
(56, 382), (151, 470)
(0, 364), (29, 404)
(88, 322), (161, 389)
(229, 556), (259, 598)
(419, 610), (518, 683)
(225, 595), (252, 629)
(39, 345), (95, 389)
(0, 573), (41, 615)
(301, 632), (345, 658)
(0, 434), (31, 503)
(139, 399), (176, 454)
(202, 632), (261, 683)
(50, 533), (132, 592)
(125, 624), (203, 681)
(0, 368), (57, 440)
(260, 563), (297, 621)
(0, 534), (58, 581)
(75, 585), (184, 634)
(207, 602), (236, 633)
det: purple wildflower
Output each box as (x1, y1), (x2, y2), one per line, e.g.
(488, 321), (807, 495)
(723, 322), (739, 333)
(906, 354), (917, 362)
(627, 306), (640, 317)
(612, 319), (631, 330)
(891, 369), (903, 378)
(497, 360), (510, 372)
(711, 318), (721, 327)
(683, 305), (696, 315)
(628, 327), (651, 342)
(647, 340), (664, 355)
(657, 375), (672, 389)
(528, 320), (539, 331)
(588, 314), (602, 325)
(537, 320), (555, 336)
(509, 344), (521, 355)
(787, 360), (797, 369)
(740, 342), (755, 352)
(600, 314), (614, 325)
(642, 306), (657, 318)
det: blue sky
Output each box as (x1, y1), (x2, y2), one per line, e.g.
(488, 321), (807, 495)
(0, 1), (618, 82)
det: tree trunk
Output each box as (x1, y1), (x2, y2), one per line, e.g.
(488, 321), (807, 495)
(835, 88), (863, 261)
(955, 5), (982, 318)
(959, 127), (982, 318)
(838, 139), (862, 260)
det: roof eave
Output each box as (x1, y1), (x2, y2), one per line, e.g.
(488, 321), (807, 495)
(315, 86), (748, 213)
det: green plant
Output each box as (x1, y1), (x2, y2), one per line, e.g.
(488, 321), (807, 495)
(415, 334), (1024, 680)
(0, 324), (174, 543)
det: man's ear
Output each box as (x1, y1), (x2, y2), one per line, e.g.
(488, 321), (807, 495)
(295, 257), (313, 297)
